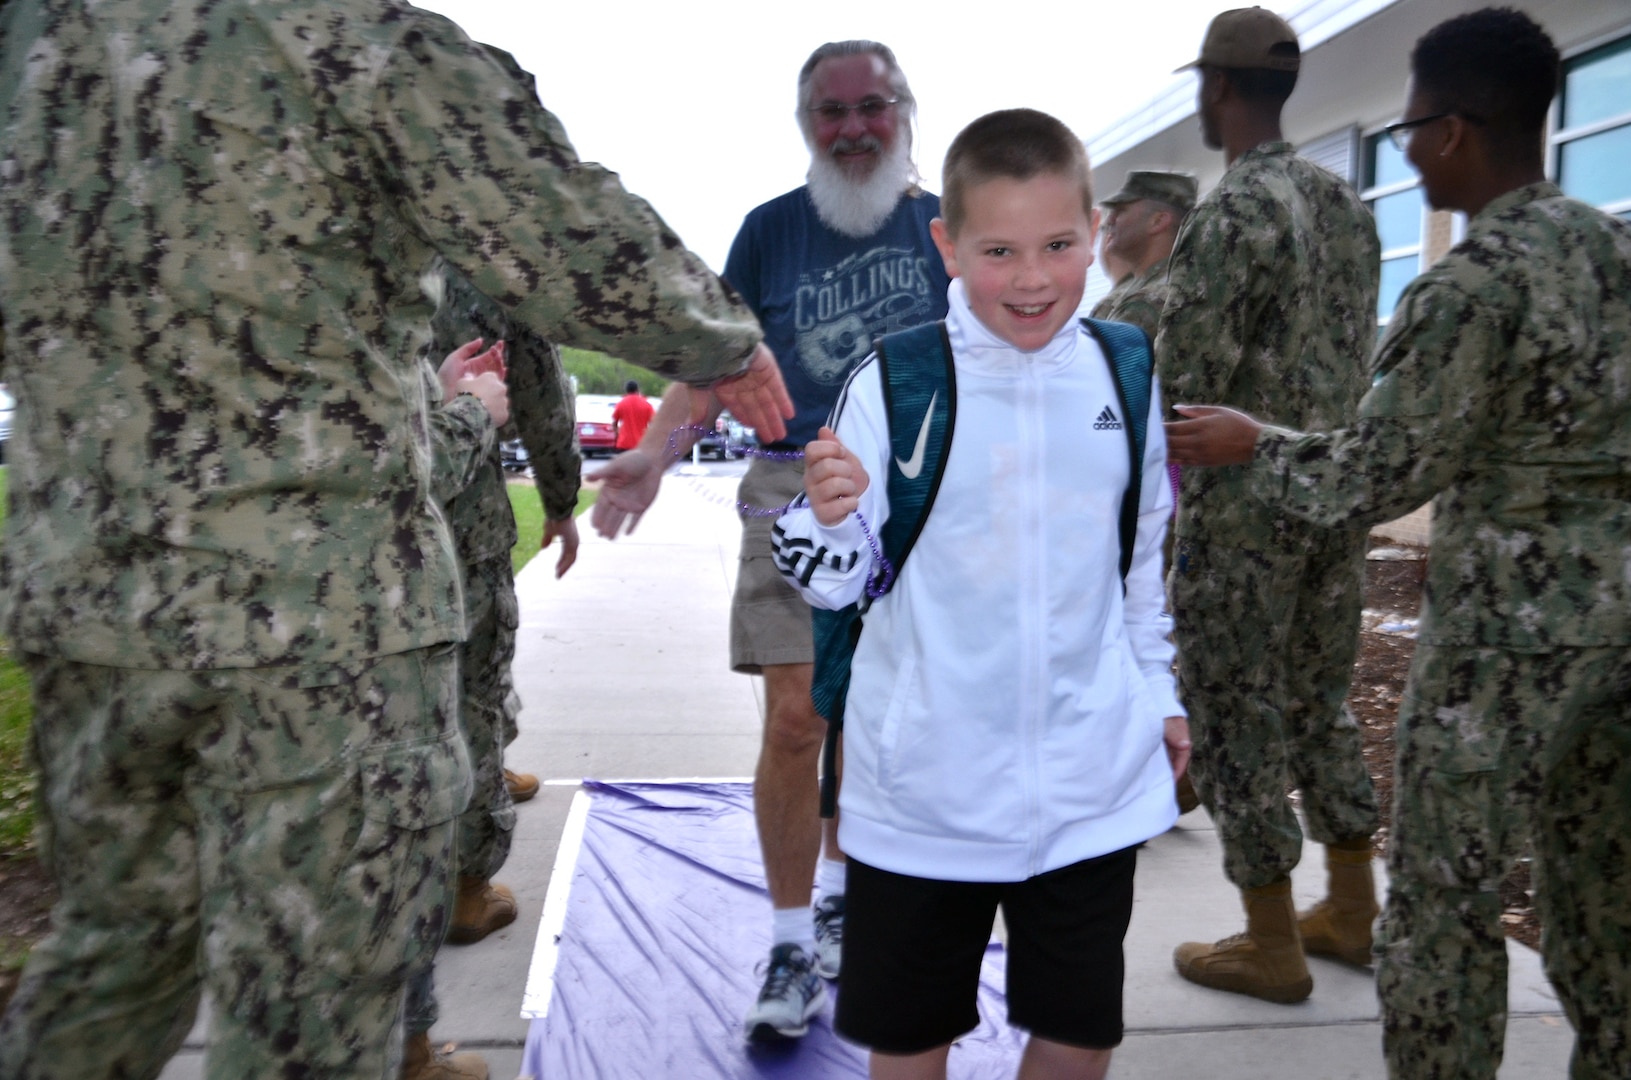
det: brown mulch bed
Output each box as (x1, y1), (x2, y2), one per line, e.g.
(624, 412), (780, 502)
(1348, 545), (1540, 950)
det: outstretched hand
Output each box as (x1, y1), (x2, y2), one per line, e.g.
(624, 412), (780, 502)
(712, 344), (793, 444)
(542, 516), (579, 578)
(1164, 715), (1192, 784)
(438, 337), (507, 404)
(587, 448), (663, 539)
(804, 426), (870, 527)
(1164, 405), (1262, 467)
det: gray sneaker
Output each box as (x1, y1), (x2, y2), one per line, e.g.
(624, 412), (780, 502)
(744, 944), (826, 1042)
(812, 895), (844, 980)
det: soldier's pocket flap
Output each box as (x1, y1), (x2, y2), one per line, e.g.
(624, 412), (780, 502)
(355, 735), (473, 831)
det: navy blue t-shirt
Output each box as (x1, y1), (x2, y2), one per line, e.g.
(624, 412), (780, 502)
(722, 187), (950, 447)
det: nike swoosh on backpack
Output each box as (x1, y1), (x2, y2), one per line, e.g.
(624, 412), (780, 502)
(895, 391), (937, 480)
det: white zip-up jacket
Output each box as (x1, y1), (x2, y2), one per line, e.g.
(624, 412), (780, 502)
(773, 281), (1183, 882)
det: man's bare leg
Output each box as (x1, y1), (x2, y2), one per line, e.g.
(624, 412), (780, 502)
(755, 662), (834, 907)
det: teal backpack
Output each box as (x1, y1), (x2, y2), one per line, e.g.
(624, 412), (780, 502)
(808, 317), (1156, 816)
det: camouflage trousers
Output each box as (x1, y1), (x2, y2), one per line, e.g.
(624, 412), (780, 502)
(1170, 534), (1379, 890)
(403, 555), (521, 1036)
(1378, 645), (1631, 1080)
(0, 645), (469, 1080)
(453, 554), (521, 882)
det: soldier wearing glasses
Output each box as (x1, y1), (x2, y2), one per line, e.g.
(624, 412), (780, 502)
(1169, 10), (1631, 1076)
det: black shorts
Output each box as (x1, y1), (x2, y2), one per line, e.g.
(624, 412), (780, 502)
(834, 846), (1138, 1055)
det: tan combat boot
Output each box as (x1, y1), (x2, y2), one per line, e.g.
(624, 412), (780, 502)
(503, 768), (539, 804)
(1173, 877), (1313, 1003)
(400, 1032), (488, 1080)
(1297, 838), (1380, 966)
(446, 878), (517, 945)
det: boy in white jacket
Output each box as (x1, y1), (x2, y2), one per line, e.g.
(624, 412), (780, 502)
(772, 109), (1190, 1080)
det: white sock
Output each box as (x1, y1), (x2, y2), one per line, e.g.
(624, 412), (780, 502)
(772, 906), (816, 956)
(816, 857), (847, 901)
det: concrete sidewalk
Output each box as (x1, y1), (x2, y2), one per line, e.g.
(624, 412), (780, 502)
(161, 469), (1572, 1078)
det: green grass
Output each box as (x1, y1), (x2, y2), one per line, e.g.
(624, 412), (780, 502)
(0, 641), (33, 858)
(508, 481), (596, 576)
(0, 468), (34, 858)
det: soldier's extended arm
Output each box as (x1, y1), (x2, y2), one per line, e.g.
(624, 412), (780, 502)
(368, 27), (765, 391)
(1177, 277), (1493, 531)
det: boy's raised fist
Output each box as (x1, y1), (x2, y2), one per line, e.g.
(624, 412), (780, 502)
(804, 425), (871, 527)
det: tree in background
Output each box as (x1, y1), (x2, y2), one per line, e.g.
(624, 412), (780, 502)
(561, 347), (670, 396)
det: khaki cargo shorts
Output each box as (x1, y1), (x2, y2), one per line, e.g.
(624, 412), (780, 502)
(730, 455), (815, 673)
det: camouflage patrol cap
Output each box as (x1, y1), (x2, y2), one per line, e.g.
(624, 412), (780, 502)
(1177, 7), (1301, 72)
(1101, 170), (1199, 212)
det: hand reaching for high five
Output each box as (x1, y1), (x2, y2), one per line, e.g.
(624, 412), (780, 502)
(803, 426), (870, 527)
(438, 337), (510, 426)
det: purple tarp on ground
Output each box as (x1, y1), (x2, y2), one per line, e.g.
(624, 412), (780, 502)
(520, 780), (1026, 1078)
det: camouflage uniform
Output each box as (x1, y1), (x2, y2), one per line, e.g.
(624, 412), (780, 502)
(1155, 141), (1381, 889)
(1090, 256), (1172, 341)
(428, 261), (580, 887)
(1249, 182), (1631, 1080)
(401, 266), (581, 1038)
(0, 2), (759, 1076)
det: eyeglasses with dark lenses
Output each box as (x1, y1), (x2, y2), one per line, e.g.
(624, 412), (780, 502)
(808, 98), (900, 124)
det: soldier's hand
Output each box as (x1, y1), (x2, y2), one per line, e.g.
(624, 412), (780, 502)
(1165, 405), (1262, 466)
(464, 339), (507, 382)
(804, 426), (869, 527)
(1164, 715), (1192, 783)
(542, 515), (579, 578)
(711, 344), (793, 444)
(456, 370), (510, 427)
(587, 448), (663, 539)
(438, 337), (489, 404)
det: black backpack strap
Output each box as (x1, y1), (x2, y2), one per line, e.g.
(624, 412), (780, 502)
(1081, 317), (1154, 585)
(810, 321), (955, 817)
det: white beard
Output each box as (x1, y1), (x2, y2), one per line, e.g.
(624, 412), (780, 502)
(806, 136), (914, 238)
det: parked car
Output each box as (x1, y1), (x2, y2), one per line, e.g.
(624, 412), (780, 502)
(499, 438), (530, 474)
(693, 412), (756, 460)
(575, 394), (619, 457)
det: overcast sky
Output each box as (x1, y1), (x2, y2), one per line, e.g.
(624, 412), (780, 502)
(413, 0), (1234, 272)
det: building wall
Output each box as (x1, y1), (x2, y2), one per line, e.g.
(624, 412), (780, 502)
(1091, 0), (1631, 196)
(1088, 0), (1631, 543)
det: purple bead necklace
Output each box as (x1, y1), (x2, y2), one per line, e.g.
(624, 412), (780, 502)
(666, 425), (895, 598)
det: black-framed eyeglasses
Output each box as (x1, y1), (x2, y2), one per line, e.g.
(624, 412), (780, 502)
(1384, 110), (1483, 153)
(1384, 113), (1452, 152)
(807, 97), (900, 124)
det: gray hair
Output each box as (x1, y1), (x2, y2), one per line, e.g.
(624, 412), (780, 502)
(795, 40), (918, 169)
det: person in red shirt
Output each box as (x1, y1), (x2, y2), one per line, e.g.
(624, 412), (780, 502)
(612, 379), (656, 450)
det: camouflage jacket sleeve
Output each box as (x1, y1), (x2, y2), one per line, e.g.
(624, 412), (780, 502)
(1250, 184), (1631, 647)
(429, 265), (579, 521)
(428, 387), (498, 507)
(1248, 273), (1479, 531)
(509, 337), (580, 521)
(369, 27), (762, 386)
(1155, 194), (1272, 407)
